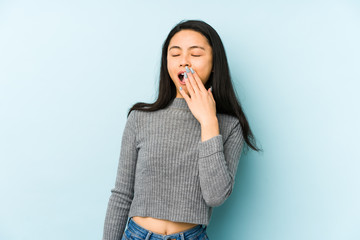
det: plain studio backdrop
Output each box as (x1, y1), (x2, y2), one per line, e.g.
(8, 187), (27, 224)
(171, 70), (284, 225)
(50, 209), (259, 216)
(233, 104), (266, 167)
(0, 0), (359, 239)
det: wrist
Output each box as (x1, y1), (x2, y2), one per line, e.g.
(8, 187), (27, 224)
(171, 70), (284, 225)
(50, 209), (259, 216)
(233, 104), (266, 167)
(200, 117), (220, 142)
(200, 116), (218, 127)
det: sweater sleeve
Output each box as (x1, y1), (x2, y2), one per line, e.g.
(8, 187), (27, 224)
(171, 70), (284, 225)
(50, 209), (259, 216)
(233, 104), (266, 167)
(198, 119), (244, 207)
(103, 110), (138, 240)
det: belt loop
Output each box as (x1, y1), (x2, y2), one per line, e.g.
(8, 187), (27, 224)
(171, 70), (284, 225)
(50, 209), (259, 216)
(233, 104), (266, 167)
(180, 232), (185, 240)
(125, 217), (131, 230)
(145, 230), (152, 240)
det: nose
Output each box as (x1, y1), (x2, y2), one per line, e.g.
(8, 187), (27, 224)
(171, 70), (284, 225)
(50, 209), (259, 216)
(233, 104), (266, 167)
(179, 55), (191, 67)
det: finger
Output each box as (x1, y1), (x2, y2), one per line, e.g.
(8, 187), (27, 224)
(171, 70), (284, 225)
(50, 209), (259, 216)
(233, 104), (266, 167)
(184, 72), (195, 97)
(208, 87), (215, 102)
(190, 67), (207, 93)
(179, 86), (191, 102)
(186, 70), (199, 95)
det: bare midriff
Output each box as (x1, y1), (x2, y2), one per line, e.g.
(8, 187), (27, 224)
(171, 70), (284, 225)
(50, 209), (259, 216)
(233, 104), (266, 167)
(132, 216), (198, 235)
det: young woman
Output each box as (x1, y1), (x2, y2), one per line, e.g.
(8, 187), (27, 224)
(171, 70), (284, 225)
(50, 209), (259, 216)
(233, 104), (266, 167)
(103, 19), (261, 240)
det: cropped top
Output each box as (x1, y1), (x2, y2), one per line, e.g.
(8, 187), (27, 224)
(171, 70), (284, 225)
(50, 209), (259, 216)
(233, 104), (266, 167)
(103, 97), (244, 239)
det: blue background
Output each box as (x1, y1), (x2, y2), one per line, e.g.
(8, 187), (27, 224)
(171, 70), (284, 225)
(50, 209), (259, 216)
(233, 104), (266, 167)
(0, 0), (359, 239)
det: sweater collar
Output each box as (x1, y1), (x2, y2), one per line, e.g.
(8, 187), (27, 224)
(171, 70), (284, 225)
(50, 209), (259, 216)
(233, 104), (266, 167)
(168, 97), (190, 110)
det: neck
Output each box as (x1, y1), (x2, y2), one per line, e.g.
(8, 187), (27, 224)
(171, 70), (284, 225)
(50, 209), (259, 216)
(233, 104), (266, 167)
(168, 97), (190, 111)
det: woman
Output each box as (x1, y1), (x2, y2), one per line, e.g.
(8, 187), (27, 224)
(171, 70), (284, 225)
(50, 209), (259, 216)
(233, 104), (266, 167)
(103, 19), (261, 240)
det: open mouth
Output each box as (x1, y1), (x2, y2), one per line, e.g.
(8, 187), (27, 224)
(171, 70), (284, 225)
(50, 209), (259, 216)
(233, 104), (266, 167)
(178, 72), (184, 81)
(178, 72), (185, 83)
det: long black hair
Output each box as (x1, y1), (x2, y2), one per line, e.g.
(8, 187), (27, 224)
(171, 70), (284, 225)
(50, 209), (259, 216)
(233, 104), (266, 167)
(128, 19), (262, 152)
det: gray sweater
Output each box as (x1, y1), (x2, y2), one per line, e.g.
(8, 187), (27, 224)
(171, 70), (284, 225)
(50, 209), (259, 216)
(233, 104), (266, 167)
(103, 97), (244, 239)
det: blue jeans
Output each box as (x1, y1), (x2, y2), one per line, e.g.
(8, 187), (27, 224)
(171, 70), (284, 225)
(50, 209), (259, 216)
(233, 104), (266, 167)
(121, 217), (209, 240)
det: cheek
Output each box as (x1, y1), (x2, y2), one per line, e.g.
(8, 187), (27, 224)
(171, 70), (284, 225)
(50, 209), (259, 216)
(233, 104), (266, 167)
(197, 63), (212, 76)
(167, 65), (174, 76)
(198, 64), (213, 83)
(167, 60), (176, 72)
(195, 57), (212, 70)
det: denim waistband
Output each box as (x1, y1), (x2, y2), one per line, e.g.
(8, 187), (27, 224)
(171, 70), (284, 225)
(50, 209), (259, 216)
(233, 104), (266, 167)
(125, 217), (207, 240)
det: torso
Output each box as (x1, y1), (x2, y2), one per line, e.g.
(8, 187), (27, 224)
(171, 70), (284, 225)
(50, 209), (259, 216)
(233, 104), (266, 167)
(132, 216), (198, 235)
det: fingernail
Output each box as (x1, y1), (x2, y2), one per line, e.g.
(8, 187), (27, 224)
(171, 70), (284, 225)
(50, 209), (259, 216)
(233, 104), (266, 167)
(179, 87), (182, 91)
(210, 86), (212, 91)
(184, 72), (188, 78)
(190, 68), (194, 74)
(185, 66), (190, 73)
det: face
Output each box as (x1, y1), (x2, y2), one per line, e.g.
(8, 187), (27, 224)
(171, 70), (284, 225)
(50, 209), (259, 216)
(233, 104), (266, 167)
(167, 29), (213, 98)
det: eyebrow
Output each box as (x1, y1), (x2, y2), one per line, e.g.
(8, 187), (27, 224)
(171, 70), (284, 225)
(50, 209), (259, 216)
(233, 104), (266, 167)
(168, 45), (206, 51)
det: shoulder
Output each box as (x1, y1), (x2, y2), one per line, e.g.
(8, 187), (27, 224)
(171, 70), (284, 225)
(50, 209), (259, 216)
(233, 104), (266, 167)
(127, 109), (138, 122)
(126, 109), (164, 127)
(216, 113), (243, 140)
(124, 110), (142, 132)
(128, 108), (169, 122)
(216, 113), (240, 129)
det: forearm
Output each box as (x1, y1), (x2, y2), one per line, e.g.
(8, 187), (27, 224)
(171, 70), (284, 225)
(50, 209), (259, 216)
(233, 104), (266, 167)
(103, 190), (132, 240)
(198, 120), (244, 207)
(200, 117), (220, 142)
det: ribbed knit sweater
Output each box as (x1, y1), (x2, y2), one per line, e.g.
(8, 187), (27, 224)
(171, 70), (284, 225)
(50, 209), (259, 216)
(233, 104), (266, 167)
(103, 97), (244, 239)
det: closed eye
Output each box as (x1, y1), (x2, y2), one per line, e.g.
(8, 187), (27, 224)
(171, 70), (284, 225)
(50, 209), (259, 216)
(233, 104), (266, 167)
(171, 55), (202, 57)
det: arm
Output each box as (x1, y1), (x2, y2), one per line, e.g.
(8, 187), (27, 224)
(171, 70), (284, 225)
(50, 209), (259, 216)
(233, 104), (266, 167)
(103, 110), (138, 240)
(198, 118), (244, 207)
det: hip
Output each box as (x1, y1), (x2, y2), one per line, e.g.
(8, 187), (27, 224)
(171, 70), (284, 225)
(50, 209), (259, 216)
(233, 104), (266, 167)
(122, 217), (209, 240)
